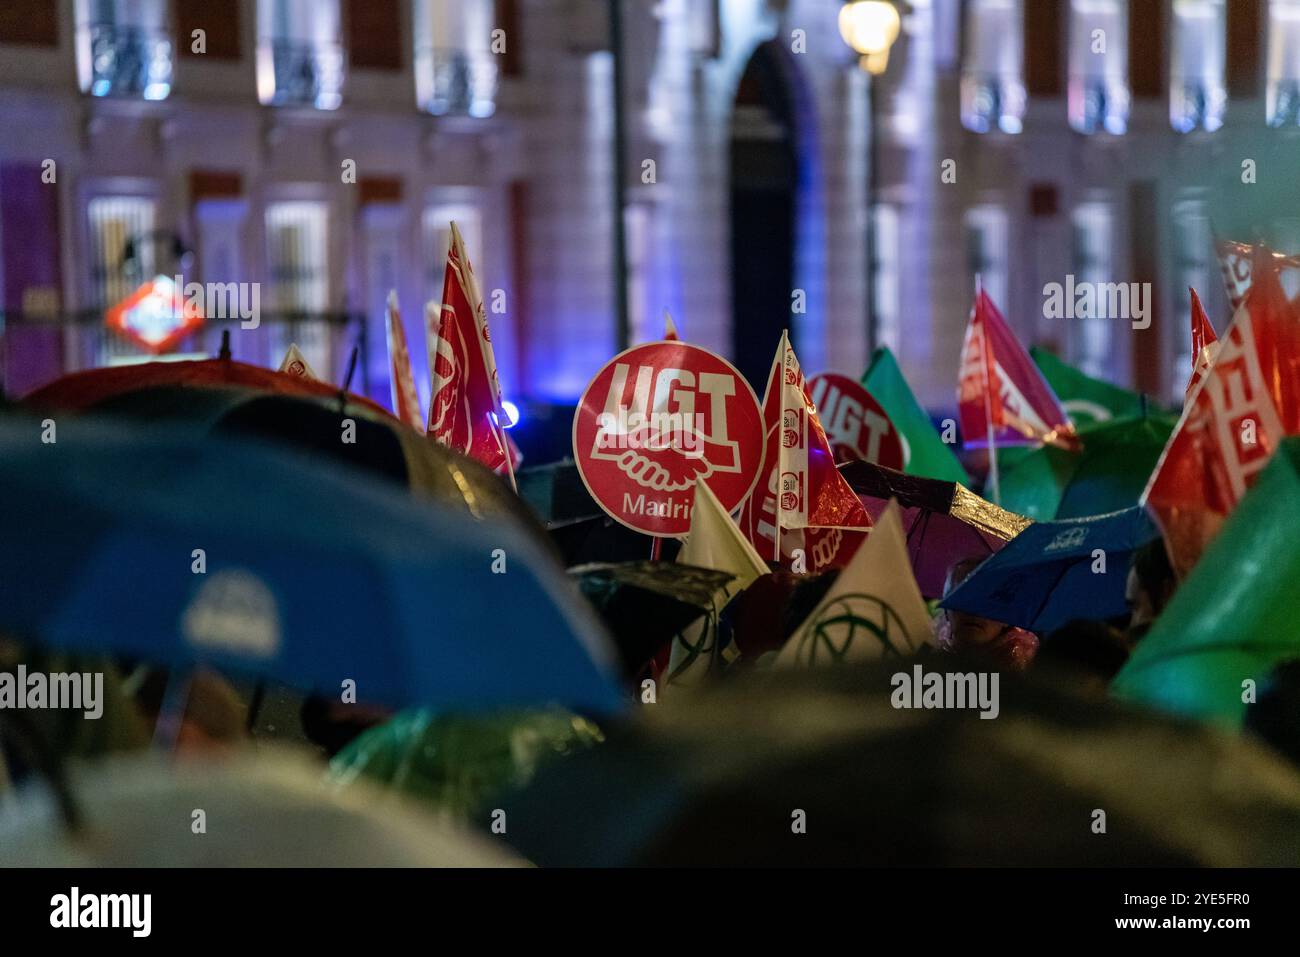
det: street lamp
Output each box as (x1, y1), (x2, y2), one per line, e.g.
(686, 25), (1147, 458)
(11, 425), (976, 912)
(838, 0), (901, 76)
(839, 1), (902, 353)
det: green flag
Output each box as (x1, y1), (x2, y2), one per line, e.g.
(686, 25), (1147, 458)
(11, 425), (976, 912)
(1112, 438), (1300, 726)
(862, 347), (969, 484)
(1030, 347), (1146, 428)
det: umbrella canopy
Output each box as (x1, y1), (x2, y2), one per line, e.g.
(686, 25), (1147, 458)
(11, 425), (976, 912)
(501, 663), (1300, 866)
(0, 747), (524, 866)
(1113, 438), (1300, 726)
(23, 356), (392, 419)
(838, 459), (1031, 598)
(328, 708), (604, 819)
(570, 562), (734, 678)
(73, 384), (546, 542)
(0, 415), (624, 714)
(998, 413), (1176, 520)
(940, 506), (1158, 634)
(517, 461), (651, 565)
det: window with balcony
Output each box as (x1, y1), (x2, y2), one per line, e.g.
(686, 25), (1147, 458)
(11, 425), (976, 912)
(257, 0), (344, 110)
(1068, 0), (1129, 134)
(1268, 0), (1300, 126)
(961, 0), (1025, 134)
(266, 201), (331, 374)
(76, 0), (173, 100)
(1170, 0), (1226, 132)
(414, 0), (499, 118)
(1072, 201), (1115, 379)
(965, 204), (1009, 315)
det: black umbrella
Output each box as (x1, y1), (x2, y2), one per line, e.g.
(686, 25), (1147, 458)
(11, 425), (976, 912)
(501, 661), (1300, 866)
(570, 561), (734, 679)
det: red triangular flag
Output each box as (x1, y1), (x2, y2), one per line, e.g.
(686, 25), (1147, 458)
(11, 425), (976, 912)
(738, 331), (871, 571)
(1185, 287), (1219, 399)
(385, 291), (424, 431)
(663, 310), (680, 341)
(957, 287), (1076, 449)
(1145, 247), (1300, 576)
(426, 222), (514, 484)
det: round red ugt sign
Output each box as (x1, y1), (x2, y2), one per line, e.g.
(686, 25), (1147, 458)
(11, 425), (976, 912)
(573, 342), (764, 537)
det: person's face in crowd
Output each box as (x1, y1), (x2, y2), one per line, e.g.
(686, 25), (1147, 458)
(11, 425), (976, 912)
(944, 608), (1008, 648)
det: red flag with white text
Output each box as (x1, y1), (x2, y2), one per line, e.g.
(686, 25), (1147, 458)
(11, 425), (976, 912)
(385, 291), (424, 431)
(957, 287), (1076, 449)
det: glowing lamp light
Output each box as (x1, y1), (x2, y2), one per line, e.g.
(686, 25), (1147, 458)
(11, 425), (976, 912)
(104, 275), (205, 354)
(839, 1), (902, 75)
(500, 399), (520, 429)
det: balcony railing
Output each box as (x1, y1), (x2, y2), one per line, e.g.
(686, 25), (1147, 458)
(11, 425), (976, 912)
(83, 21), (173, 101)
(416, 46), (498, 118)
(261, 39), (345, 110)
(960, 72), (1025, 135)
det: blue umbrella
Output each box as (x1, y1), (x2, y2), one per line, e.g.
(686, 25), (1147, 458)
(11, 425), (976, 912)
(939, 506), (1158, 634)
(0, 416), (625, 714)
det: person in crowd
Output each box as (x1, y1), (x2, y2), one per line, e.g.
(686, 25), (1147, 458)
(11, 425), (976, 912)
(1037, 619), (1129, 695)
(1243, 660), (1300, 769)
(1125, 539), (1178, 646)
(934, 557), (1039, 672)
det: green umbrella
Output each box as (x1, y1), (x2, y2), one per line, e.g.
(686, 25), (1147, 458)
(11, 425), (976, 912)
(328, 709), (604, 819)
(1113, 438), (1300, 727)
(999, 412), (1176, 520)
(1030, 347), (1149, 428)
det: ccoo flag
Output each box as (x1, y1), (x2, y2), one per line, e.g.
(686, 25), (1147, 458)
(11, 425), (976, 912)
(862, 347), (970, 483)
(777, 499), (933, 666)
(385, 291), (424, 430)
(427, 222), (513, 482)
(738, 331), (871, 571)
(957, 286), (1076, 450)
(1144, 248), (1300, 577)
(666, 478), (771, 685)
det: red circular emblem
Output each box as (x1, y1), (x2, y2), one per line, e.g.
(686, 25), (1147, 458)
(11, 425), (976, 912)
(805, 373), (904, 469)
(573, 342), (764, 537)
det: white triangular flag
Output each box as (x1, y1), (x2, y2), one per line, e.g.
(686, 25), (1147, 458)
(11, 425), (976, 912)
(777, 500), (933, 667)
(666, 479), (770, 685)
(278, 343), (319, 381)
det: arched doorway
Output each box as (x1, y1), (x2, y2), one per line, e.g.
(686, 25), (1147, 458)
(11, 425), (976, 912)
(729, 40), (810, 389)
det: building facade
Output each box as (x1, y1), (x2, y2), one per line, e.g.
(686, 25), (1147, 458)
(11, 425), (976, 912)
(0, 0), (1295, 431)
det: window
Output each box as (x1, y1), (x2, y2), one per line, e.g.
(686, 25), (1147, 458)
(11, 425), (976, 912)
(1068, 0), (1129, 134)
(422, 204), (483, 304)
(1072, 201), (1115, 379)
(414, 0), (498, 118)
(75, 0), (173, 100)
(964, 204), (1009, 315)
(961, 0), (1025, 134)
(871, 204), (901, 353)
(1268, 0), (1300, 126)
(257, 0), (344, 110)
(88, 194), (159, 363)
(1170, 197), (1212, 399)
(1170, 0), (1226, 132)
(265, 201), (330, 374)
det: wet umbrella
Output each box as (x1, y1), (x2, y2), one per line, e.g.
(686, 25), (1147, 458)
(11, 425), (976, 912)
(0, 415), (625, 714)
(1113, 438), (1300, 726)
(23, 355), (392, 418)
(838, 459), (1031, 598)
(998, 412), (1176, 520)
(0, 746), (524, 866)
(570, 561), (734, 678)
(328, 708), (605, 819)
(72, 384), (547, 543)
(518, 461), (651, 565)
(501, 662), (1300, 866)
(940, 506), (1158, 634)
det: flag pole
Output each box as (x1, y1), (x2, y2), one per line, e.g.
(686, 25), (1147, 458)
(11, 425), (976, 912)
(976, 275), (1001, 504)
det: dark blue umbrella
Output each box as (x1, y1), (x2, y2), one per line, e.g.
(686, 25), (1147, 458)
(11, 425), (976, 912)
(0, 416), (625, 714)
(939, 506), (1158, 634)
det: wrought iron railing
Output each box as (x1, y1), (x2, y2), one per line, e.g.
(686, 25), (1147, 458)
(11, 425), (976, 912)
(83, 21), (173, 100)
